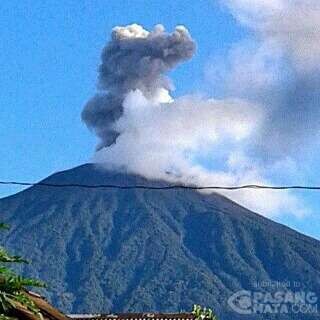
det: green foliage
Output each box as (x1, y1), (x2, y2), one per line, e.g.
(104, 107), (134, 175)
(192, 305), (218, 320)
(0, 223), (45, 319)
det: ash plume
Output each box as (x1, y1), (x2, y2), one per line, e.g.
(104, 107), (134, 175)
(82, 24), (196, 149)
(82, 23), (307, 218)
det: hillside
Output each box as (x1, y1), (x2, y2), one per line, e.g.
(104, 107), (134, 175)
(0, 164), (320, 320)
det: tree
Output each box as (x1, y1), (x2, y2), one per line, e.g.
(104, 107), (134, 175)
(192, 304), (218, 320)
(0, 223), (45, 320)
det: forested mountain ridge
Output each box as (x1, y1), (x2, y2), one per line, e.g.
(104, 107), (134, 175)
(0, 164), (320, 320)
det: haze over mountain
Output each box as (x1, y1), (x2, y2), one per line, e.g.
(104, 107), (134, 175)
(0, 163), (320, 320)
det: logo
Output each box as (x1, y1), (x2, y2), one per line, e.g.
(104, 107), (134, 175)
(228, 290), (253, 315)
(228, 289), (318, 315)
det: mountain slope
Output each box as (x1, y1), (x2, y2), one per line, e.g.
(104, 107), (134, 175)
(0, 164), (320, 319)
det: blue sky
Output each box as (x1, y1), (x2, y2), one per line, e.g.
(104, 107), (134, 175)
(1, 0), (319, 239)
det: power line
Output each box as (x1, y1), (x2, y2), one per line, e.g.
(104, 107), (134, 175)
(0, 180), (320, 191)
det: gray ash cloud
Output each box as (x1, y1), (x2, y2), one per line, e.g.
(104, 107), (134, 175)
(82, 24), (196, 150)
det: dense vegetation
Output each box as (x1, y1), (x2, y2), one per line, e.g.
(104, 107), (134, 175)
(0, 223), (44, 319)
(0, 164), (320, 320)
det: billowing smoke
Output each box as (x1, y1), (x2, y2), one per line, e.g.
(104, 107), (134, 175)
(223, 0), (320, 158)
(82, 23), (309, 218)
(82, 24), (195, 149)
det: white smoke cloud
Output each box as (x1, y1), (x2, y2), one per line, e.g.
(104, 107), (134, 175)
(219, 0), (320, 161)
(84, 23), (310, 218)
(94, 89), (306, 217)
(225, 0), (320, 71)
(95, 90), (262, 176)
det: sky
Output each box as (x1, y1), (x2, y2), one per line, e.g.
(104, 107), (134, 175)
(0, 0), (320, 239)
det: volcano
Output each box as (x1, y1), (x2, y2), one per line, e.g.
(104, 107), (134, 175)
(0, 164), (320, 319)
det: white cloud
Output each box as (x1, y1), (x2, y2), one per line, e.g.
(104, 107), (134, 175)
(226, 0), (320, 72)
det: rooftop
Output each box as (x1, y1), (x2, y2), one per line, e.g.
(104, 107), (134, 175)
(68, 313), (195, 320)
